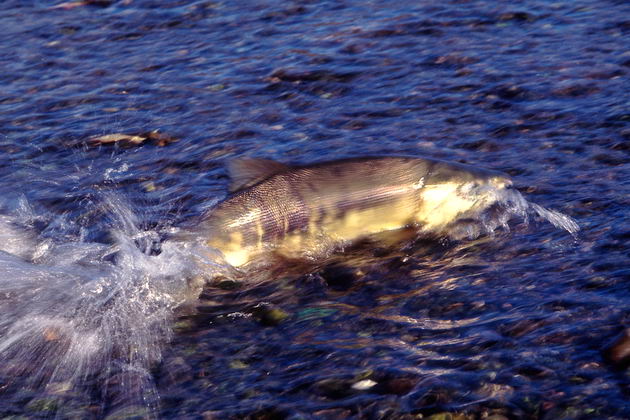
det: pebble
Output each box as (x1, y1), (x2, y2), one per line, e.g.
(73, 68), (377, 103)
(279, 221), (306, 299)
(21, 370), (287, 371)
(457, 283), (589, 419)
(351, 379), (377, 390)
(426, 413), (473, 420)
(602, 328), (630, 368)
(252, 303), (289, 326)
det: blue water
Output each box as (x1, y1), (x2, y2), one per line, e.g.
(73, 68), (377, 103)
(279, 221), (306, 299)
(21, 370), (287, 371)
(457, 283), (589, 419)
(0, 0), (628, 418)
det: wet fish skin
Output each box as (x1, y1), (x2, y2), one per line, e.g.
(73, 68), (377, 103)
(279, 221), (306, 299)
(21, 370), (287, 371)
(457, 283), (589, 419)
(199, 156), (512, 268)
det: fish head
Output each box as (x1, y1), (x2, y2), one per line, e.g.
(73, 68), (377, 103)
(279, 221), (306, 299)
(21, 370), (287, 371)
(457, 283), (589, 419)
(413, 159), (514, 230)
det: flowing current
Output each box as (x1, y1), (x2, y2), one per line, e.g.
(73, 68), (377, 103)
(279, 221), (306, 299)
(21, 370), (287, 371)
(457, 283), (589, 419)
(0, 185), (576, 417)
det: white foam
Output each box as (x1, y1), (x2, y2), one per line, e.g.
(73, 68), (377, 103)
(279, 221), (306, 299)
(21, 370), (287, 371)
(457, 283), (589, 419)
(466, 186), (579, 239)
(528, 202), (580, 236)
(0, 196), (204, 414)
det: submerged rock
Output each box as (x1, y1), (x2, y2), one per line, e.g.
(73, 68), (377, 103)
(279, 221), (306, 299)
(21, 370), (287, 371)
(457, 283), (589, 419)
(603, 328), (630, 368)
(252, 303), (289, 326)
(426, 413), (474, 420)
(25, 397), (60, 413)
(89, 130), (178, 147)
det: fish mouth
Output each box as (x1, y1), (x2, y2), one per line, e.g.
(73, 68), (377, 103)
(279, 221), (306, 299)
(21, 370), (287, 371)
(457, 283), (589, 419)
(456, 174), (513, 204)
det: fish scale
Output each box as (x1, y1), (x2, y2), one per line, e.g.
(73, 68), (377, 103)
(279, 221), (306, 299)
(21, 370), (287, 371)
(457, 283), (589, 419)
(199, 156), (512, 268)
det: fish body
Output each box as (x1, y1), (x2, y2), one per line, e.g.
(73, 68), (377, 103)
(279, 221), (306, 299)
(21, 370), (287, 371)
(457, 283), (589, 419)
(198, 156), (512, 268)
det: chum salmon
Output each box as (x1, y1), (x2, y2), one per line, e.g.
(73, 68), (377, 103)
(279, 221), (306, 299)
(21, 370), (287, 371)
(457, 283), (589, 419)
(189, 156), (514, 268)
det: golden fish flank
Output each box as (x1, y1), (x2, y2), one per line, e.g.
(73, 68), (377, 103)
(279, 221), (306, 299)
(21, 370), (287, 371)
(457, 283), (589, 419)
(418, 182), (475, 230)
(201, 156), (512, 267)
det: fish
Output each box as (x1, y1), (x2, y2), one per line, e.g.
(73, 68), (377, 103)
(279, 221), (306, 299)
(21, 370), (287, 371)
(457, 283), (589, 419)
(193, 156), (513, 268)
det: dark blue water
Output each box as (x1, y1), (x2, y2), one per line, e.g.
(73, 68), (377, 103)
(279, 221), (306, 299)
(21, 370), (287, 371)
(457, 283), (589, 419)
(0, 1), (628, 418)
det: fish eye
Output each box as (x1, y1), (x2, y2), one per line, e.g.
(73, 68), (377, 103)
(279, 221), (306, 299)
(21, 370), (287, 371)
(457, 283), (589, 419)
(488, 177), (512, 189)
(468, 181), (481, 190)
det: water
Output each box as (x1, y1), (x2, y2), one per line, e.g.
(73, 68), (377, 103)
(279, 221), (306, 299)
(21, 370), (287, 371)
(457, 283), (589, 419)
(0, 197), (191, 416)
(1, 0), (628, 418)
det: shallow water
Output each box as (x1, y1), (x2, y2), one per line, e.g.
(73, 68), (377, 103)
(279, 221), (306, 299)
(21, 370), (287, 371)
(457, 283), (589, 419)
(1, 0), (628, 419)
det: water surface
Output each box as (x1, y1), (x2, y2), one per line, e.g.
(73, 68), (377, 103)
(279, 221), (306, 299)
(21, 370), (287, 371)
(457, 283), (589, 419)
(0, 0), (628, 418)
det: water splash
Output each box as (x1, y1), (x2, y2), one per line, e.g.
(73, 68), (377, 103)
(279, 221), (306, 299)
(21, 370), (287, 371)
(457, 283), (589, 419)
(0, 196), (213, 417)
(469, 187), (580, 238)
(447, 185), (579, 241)
(527, 202), (580, 236)
(497, 187), (579, 236)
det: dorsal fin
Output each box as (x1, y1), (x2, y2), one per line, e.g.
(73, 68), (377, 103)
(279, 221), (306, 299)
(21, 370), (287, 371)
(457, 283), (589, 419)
(227, 158), (290, 192)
